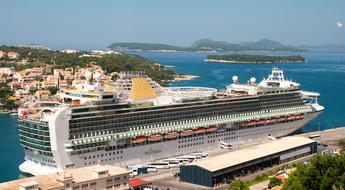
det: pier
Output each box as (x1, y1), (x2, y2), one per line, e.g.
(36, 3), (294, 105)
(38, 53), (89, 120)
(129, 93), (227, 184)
(135, 127), (345, 190)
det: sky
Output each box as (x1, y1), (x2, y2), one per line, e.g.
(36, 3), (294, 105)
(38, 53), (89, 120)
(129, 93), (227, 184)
(0, 0), (344, 50)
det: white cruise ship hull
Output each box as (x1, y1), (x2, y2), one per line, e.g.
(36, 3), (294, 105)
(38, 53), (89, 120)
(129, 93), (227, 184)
(19, 111), (321, 175)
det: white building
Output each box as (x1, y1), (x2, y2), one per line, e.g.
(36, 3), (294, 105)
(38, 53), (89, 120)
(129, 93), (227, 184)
(0, 164), (130, 190)
(0, 67), (15, 75)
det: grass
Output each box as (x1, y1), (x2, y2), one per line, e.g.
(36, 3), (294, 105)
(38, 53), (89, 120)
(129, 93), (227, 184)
(246, 171), (273, 186)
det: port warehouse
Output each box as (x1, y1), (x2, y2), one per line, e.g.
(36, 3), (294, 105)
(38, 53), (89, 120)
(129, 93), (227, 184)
(180, 136), (317, 187)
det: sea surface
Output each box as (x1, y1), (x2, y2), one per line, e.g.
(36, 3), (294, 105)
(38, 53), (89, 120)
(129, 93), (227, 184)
(0, 49), (345, 182)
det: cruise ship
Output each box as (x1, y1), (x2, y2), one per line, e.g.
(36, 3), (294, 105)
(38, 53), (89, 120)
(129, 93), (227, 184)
(17, 68), (324, 175)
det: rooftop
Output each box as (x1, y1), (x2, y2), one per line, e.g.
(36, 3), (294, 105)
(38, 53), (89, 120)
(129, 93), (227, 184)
(191, 136), (315, 172)
(0, 165), (130, 190)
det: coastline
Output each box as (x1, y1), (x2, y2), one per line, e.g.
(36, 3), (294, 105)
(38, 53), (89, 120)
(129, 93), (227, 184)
(163, 74), (199, 83)
(204, 59), (305, 64)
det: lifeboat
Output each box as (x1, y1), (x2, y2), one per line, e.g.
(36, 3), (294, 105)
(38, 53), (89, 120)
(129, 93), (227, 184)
(257, 119), (266, 125)
(206, 126), (218, 132)
(131, 136), (146, 143)
(278, 116), (287, 122)
(195, 127), (206, 134)
(287, 115), (296, 120)
(296, 114), (305, 119)
(267, 117), (277, 124)
(181, 129), (193, 136)
(165, 132), (178, 139)
(147, 134), (162, 142)
(247, 120), (257, 126)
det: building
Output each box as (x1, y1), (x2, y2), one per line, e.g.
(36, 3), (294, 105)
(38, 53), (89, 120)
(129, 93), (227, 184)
(180, 136), (317, 187)
(15, 89), (30, 99)
(60, 49), (80, 54)
(0, 67), (16, 75)
(7, 51), (19, 59)
(35, 90), (51, 100)
(0, 50), (6, 58)
(0, 164), (130, 190)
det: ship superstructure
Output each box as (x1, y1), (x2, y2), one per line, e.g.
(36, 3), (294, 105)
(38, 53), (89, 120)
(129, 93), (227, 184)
(17, 68), (324, 175)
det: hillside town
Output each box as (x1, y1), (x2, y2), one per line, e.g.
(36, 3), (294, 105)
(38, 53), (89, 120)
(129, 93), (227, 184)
(0, 48), (126, 113)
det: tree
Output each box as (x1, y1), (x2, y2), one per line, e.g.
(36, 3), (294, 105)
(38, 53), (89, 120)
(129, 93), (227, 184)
(0, 83), (12, 99)
(4, 99), (17, 110)
(228, 180), (249, 190)
(283, 154), (345, 190)
(268, 177), (282, 188)
(338, 139), (345, 150)
(47, 86), (58, 95)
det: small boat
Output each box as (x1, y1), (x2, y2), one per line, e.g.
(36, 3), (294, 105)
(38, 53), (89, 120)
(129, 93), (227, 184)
(147, 134), (162, 141)
(267, 118), (277, 123)
(247, 120), (257, 126)
(181, 130), (193, 136)
(287, 115), (296, 120)
(278, 116), (287, 122)
(257, 119), (266, 125)
(165, 132), (178, 139)
(296, 114), (305, 119)
(206, 126), (218, 132)
(131, 136), (146, 143)
(195, 127), (206, 134)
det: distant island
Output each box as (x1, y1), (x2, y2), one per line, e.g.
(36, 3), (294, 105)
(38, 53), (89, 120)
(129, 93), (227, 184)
(205, 54), (305, 63)
(108, 39), (306, 52)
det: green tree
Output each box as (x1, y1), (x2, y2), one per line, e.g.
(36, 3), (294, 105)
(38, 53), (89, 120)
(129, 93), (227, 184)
(4, 99), (17, 110)
(0, 83), (12, 99)
(283, 154), (345, 190)
(338, 139), (345, 150)
(47, 86), (58, 95)
(228, 180), (249, 190)
(268, 177), (282, 188)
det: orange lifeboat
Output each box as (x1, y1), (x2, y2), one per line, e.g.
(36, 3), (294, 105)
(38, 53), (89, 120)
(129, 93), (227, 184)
(247, 120), (257, 126)
(278, 116), (287, 122)
(181, 129), (193, 136)
(195, 127), (206, 134)
(296, 114), (305, 119)
(165, 132), (178, 139)
(147, 134), (162, 142)
(287, 115), (296, 120)
(257, 119), (266, 125)
(206, 126), (218, 132)
(131, 136), (145, 143)
(267, 117), (277, 124)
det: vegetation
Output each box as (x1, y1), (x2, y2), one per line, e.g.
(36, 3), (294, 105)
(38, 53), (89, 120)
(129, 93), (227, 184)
(338, 139), (345, 150)
(269, 177), (283, 188)
(0, 83), (17, 110)
(0, 83), (12, 99)
(0, 46), (175, 86)
(206, 54), (305, 63)
(246, 172), (273, 186)
(47, 86), (58, 95)
(283, 154), (345, 190)
(228, 180), (249, 190)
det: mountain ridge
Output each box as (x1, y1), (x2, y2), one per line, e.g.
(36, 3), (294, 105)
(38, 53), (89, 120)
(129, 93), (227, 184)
(108, 39), (305, 52)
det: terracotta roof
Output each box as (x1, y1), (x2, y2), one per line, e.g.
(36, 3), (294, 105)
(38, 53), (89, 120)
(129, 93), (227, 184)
(129, 178), (152, 188)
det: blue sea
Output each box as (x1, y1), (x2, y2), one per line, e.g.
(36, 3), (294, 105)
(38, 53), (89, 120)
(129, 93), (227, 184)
(1, 49), (345, 182)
